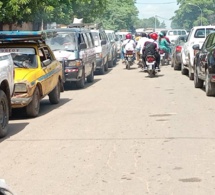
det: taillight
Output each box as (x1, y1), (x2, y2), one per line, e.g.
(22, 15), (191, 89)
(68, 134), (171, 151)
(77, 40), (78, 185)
(159, 50), (165, 54)
(146, 56), (155, 63)
(176, 46), (182, 52)
(126, 50), (133, 55)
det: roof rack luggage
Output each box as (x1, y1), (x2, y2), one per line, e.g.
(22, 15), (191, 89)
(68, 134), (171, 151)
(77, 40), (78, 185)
(67, 23), (103, 30)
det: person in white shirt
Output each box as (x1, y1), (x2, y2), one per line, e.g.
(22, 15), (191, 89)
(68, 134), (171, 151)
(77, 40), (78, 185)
(121, 33), (136, 58)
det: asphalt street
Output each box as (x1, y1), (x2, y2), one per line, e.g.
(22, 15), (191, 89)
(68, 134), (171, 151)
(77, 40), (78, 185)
(1, 61), (215, 195)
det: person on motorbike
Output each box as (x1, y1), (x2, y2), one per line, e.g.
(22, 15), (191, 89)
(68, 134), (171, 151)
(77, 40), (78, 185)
(136, 32), (150, 67)
(160, 31), (171, 44)
(158, 32), (171, 60)
(135, 32), (142, 63)
(122, 33), (136, 62)
(142, 32), (160, 71)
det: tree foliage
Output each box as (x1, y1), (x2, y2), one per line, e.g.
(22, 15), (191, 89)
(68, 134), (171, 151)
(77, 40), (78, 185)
(171, 0), (215, 30)
(135, 17), (166, 29)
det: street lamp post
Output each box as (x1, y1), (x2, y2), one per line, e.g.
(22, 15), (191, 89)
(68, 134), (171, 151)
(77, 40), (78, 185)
(188, 3), (203, 26)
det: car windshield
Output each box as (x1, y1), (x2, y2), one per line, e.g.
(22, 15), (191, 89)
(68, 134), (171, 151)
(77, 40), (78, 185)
(91, 32), (100, 46)
(46, 32), (77, 51)
(0, 47), (37, 68)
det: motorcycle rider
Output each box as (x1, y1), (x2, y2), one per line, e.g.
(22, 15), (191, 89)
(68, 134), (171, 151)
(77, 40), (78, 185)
(122, 33), (136, 61)
(158, 32), (171, 60)
(136, 32), (150, 67)
(142, 32), (160, 71)
(160, 31), (171, 44)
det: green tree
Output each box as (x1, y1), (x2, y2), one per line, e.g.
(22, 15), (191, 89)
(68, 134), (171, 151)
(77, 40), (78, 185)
(171, 0), (215, 30)
(94, 0), (138, 31)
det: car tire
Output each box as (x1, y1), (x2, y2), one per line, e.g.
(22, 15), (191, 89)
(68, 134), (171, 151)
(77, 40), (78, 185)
(181, 62), (188, 75)
(26, 87), (40, 117)
(76, 69), (85, 89)
(194, 66), (203, 88)
(189, 65), (194, 80)
(104, 62), (108, 71)
(0, 90), (9, 138)
(108, 58), (113, 68)
(49, 80), (60, 104)
(87, 66), (94, 83)
(205, 69), (215, 96)
(99, 65), (105, 75)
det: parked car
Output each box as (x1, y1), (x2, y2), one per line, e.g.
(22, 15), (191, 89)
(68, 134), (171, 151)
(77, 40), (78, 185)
(91, 24), (110, 74)
(0, 53), (14, 138)
(192, 32), (215, 96)
(166, 29), (188, 44)
(171, 35), (187, 70)
(0, 31), (64, 118)
(46, 27), (96, 89)
(181, 26), (215, 80)
(105, 30), (118, 67)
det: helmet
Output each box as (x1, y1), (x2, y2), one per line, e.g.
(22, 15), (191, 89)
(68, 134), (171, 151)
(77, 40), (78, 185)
(150, 33), (158, 40)
(126, 33), (132, 39)
(159, 32), (164, 37)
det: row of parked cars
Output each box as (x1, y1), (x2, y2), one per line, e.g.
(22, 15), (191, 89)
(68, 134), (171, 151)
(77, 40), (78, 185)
(0, 24), (122, 138)
(171, 25), (215, 96)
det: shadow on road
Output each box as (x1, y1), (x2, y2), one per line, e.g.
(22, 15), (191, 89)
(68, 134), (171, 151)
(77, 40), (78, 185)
(0, 122), (29, 142)
(64, 78), (102, 91)
(145, 74), (165, 78)
(10, 98), (71, 120)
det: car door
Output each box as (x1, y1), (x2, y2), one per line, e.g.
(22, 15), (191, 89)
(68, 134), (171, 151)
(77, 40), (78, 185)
(39, 46), (58, 95)
(82, 32), (91, 75)
(199, 34), (214, 75)
(86, 32), (96, 72)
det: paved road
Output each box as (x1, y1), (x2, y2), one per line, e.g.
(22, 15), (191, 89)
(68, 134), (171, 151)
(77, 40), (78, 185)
(1, 61), (215, 195)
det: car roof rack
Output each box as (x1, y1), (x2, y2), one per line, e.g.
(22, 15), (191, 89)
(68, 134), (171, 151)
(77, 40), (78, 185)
(67, 23), (103, 30)
(0, 31), (54, 43)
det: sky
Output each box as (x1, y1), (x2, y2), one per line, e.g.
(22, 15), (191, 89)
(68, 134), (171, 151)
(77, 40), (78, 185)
(135, 0), (179, 29)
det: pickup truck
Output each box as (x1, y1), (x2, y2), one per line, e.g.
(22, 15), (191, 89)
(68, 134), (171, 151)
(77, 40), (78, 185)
(0, 53), (14, 138)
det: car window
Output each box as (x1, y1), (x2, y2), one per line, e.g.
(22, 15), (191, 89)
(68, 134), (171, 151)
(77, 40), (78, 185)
(43, 47), (54, 61)
(205, 33), (215, 48)
(46, 32), (77, 51)
(82, 33), (90, 48)
(91, 32), (100, 46)
(0, 47), (37, 68)
(86, 33), (93, 48)
(194, 28), (215, 38)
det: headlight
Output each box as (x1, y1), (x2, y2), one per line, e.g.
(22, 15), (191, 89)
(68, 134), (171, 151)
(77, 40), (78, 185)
(14, 83), (27, 93)
(68, 60), (81, 67)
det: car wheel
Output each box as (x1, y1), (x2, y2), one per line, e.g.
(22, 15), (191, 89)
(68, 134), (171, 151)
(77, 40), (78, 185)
(87, 66), (94, 83)
(0, 90), (9, 138)
(99, 65), (105, 75)
(108, 58), (113, 68)
(26, 87), (40, 117)
(49, 80), (60, 104)
(181, 62), (188, 75)
(76, 69), (85, 89)
(205, 69), (215, 96)
(104, 62), (108, 71)
(189, 64), (194, 80)
(194, 66), (203, 88)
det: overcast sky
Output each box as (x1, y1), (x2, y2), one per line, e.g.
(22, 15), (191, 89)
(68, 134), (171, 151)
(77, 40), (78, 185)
(135, 0), (179, 29)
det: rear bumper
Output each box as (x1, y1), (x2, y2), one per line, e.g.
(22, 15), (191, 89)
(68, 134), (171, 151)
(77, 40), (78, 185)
(11, 96), (33, 108)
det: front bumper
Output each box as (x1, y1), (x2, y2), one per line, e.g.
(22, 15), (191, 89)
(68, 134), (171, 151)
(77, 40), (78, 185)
(64, 67), (83, 82)
(11, 96), (33, 108)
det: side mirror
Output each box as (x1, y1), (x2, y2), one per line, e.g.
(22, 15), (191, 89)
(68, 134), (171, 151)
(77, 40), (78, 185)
(101, 40), (107, 45)
(43, 59), (51, 66)
(192, 44), (200, 50)
(79, 43), (87, 50)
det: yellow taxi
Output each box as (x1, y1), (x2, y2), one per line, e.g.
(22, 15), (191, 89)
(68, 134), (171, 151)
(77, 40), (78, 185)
(0, 31), (64, 117)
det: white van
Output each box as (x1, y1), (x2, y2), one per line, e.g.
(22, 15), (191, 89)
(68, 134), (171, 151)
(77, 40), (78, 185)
(166, 29), (188, 43)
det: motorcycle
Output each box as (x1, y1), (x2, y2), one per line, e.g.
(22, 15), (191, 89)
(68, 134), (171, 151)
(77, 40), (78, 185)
(145, 55), (158, 77)
(159, 49), (171, 65)
(0, 180), (14, 195)
(124, 50), (134, 69)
